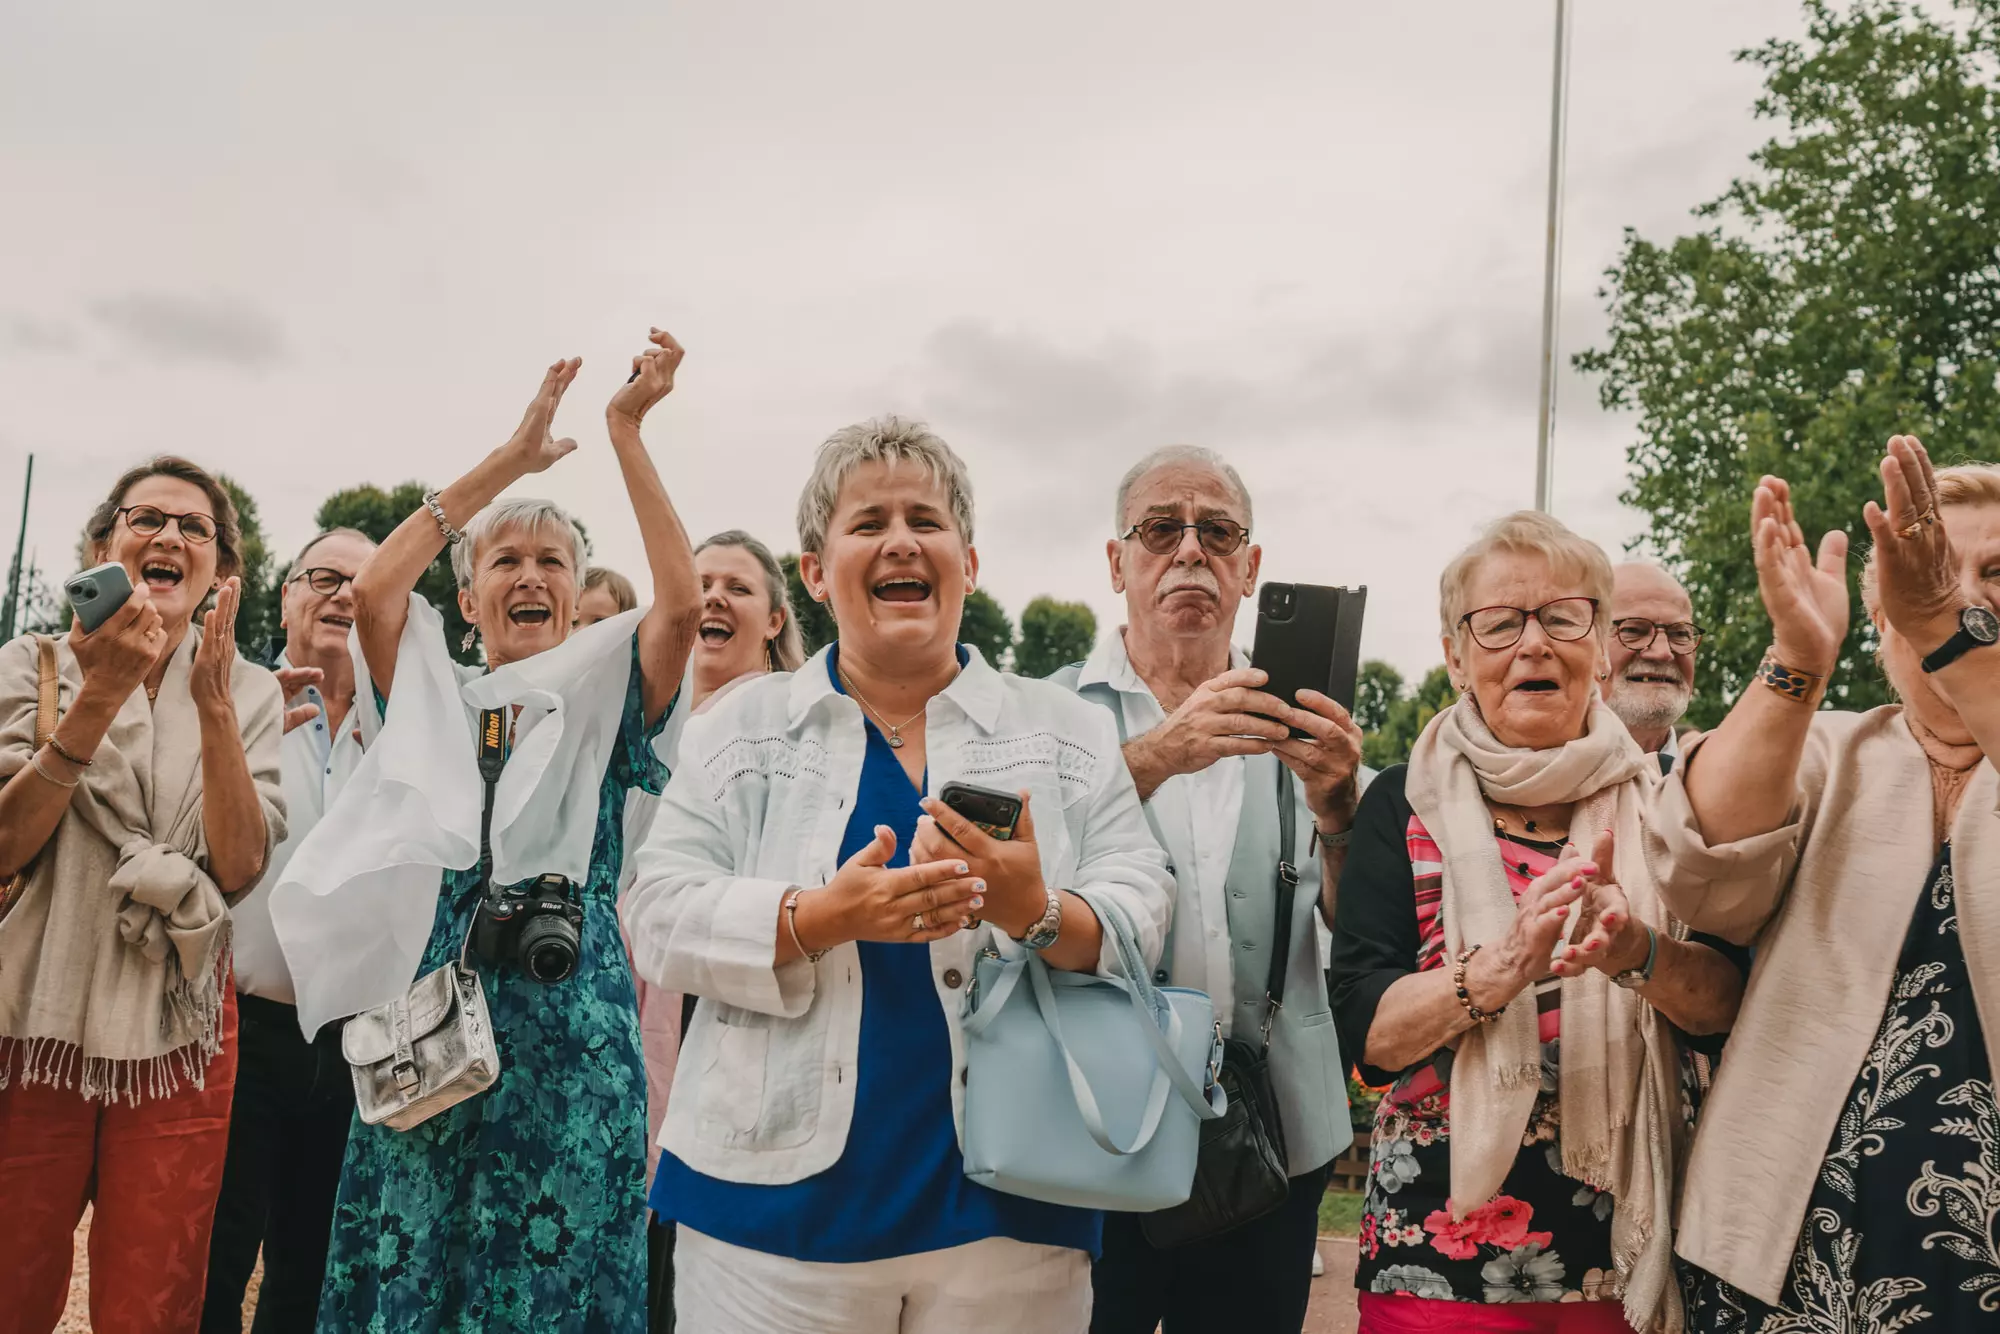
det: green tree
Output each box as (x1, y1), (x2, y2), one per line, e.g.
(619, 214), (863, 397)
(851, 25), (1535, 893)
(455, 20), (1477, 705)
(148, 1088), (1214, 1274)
(1013, 597), (1098, 678)
(1353, 659), (1405, 736)
(959, 590), (1014, 669)
(1577, 0), (2000, 726)
(779, 554), (837, 656)
(315, 483), (480, 664)
(1362, 665), (1455, 771)
(218, 476), (280, 663)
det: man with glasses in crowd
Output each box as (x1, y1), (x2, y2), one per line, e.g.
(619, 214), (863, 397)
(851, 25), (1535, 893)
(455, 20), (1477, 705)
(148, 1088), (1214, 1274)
(1602, 561), (1704, 774)
(201, 528), (379, 1334)
(1051, 446), (1365, 1334)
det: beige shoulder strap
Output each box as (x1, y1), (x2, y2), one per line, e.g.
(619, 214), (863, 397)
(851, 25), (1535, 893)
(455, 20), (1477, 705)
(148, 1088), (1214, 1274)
(33, 634), (58, 746)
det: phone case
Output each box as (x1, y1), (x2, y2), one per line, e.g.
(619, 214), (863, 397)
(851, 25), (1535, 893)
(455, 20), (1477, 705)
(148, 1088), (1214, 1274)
(1249, 583), (1368, 739)
(66, 563), (134, 635)
(938, 782), (1021, 841)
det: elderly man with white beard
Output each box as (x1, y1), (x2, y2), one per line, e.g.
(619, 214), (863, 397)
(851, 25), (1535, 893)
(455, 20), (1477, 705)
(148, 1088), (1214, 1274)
(1603, 561), (1704, 774)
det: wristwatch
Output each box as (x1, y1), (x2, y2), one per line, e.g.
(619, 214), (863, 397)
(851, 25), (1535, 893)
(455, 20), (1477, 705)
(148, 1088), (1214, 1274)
(1020, 889), (1063, 951)
(1611, 926), (1659, 991)
(1921, 604), (2000, 674)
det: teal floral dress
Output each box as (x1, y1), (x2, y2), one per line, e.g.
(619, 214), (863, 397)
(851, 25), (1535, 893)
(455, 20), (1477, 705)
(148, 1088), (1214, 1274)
(318, 638), (666, 1334)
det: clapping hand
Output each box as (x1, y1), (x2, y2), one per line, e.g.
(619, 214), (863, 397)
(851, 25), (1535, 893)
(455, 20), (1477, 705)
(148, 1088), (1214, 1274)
(1550, 831), (1647, 980)
(189, 577), (243, 715)
(1862, 435), (1970, 653)
(1751, 475), (1850, 678)
(608, 328), (685, 429)
(504, 359), (582, 475)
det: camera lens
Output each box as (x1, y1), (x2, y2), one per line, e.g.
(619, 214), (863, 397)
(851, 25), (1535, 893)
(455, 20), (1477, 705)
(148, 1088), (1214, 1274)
(519, 915), (580, 983)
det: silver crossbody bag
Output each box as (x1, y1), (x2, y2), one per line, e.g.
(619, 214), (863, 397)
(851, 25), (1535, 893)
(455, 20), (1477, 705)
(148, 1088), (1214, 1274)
(342, 707), (511, 1130)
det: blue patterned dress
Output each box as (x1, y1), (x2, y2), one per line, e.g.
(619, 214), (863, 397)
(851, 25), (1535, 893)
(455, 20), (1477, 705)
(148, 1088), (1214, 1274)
(318, 638), (666, 1333)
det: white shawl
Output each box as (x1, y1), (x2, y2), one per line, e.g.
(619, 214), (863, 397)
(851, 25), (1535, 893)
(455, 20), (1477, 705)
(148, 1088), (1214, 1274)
(269, 594), (641, 1038)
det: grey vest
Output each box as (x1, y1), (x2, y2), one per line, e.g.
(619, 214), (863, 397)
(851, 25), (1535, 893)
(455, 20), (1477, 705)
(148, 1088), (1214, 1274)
(1052, 664), (1353, 1175)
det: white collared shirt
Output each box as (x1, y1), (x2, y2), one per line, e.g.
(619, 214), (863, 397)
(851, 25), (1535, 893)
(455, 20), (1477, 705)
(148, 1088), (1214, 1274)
(1076, 630), (1248, 1020)
(231, 651), (373, 1004)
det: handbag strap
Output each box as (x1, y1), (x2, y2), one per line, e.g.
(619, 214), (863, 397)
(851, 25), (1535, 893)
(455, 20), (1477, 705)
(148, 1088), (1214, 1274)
(1077, 681), (1177, 983)
(1260, 762), (1299, 1055)
(32, 635), (58, 747)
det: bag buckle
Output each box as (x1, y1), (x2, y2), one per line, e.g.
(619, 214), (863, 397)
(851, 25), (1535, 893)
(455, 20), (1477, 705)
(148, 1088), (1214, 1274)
(1277, 859), (1299, 887)
(391, 1056), (420, 1094)
(1207, 1021), (1224, 1088)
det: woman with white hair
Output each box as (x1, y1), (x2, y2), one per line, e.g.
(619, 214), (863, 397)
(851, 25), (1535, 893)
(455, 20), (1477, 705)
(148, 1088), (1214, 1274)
(1663, 445), (2000, 1331)
(1329, 510), (1745, 1333)
(281, 330), (702, 1333)
(623, 415), (1173, 1333)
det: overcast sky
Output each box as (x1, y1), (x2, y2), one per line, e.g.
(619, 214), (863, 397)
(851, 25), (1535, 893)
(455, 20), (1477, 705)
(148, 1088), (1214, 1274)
(1, 0), (1803, 679)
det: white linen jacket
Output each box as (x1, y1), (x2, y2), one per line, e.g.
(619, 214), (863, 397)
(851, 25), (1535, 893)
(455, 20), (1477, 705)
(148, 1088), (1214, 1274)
(621, 644), (1175, 1185)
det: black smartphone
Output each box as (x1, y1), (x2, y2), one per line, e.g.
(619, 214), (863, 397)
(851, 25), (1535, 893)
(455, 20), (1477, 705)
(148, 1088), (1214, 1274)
(1249, 582), (1368, 740)
(66, 562), (135, 635)
(937, 781), (1023, 842)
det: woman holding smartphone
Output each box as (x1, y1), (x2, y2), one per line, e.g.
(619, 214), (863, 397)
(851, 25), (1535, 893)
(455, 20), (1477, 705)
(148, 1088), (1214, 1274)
(623, 415), (1172, 1333)
(0, 456), (286, 1334)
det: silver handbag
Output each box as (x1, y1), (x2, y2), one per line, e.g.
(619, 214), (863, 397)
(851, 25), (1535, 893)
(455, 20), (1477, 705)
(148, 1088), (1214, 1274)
(342, 705), (510, 1131)
(343, 949), (498, 1131)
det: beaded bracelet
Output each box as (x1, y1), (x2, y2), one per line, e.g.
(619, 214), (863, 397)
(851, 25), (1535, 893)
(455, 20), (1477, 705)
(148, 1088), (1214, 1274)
(1453, 944), (1505, 1023)
(422, 490), (465, 546)
(46, 735), (92, 768)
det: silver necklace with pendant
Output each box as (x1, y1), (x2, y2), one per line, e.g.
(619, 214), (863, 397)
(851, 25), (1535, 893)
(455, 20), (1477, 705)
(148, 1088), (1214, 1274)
(838, 668), (929, 749)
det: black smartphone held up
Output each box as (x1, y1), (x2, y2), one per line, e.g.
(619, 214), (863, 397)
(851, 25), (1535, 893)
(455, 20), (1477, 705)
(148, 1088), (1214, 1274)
(66, 562), (135, 635)
(1249, 581), (1368, 740)
(937, 781), (1023, 842)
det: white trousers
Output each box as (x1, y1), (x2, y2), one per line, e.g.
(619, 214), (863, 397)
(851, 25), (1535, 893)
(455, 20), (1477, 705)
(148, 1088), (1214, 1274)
(673, 1225), (1092, 1333)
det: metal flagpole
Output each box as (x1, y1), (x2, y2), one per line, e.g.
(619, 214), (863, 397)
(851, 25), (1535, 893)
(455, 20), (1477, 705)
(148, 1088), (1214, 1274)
(1, 454), (33, 644)
(1533, 0), (1573, 514)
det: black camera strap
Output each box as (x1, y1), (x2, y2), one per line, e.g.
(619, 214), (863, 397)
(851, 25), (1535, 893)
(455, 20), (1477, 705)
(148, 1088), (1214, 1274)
(475, 707), (510, 891)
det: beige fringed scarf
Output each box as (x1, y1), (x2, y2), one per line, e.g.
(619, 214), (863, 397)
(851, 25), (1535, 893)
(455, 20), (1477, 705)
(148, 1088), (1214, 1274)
(0, 628), (284, 1104)
(1406, 696), (1683, 1334)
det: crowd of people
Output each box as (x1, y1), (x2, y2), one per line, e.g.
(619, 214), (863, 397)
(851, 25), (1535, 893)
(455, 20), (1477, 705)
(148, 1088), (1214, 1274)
(0, 323), (1993, 1334)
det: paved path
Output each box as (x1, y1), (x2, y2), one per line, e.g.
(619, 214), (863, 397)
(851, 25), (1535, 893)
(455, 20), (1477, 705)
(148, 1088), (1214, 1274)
(64, 1213), (1355, 1332)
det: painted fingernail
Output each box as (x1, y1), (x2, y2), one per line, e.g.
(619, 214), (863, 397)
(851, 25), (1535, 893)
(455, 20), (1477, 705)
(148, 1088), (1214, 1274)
(970, 896), (984, 910)
(1571, 877), (1584, 890)
(956, 864), (969, 875)
(1563, 947), (1576, 960)
(1555, 905), (1569, 917)
(972, 880), (986, 893)
(1603, 914), (1620, 927)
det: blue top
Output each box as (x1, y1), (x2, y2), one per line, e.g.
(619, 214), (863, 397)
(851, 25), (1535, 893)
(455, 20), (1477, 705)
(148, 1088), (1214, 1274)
(650, 645), (1101, 1262)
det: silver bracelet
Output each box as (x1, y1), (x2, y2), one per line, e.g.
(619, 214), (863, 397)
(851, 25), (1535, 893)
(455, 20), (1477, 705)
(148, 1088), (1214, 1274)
(32, 747), (81, 789)
(422, 490), (464, 545)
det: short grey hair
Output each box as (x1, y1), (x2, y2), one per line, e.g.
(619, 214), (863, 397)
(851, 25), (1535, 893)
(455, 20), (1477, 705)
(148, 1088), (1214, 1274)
(1113, 445), (1254, 534)
(286, 526), (374, 581)
(795, 415), (975, 556)
(452, 497), (589, 588)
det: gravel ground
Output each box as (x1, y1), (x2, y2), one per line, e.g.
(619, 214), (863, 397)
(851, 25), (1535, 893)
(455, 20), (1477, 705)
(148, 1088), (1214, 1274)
(59, 1210), (259, 1333)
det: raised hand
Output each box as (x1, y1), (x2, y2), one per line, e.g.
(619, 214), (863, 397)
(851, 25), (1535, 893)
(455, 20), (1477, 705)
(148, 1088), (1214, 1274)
(1862, 435), (1968, 652)
(1751, 475), (1850, 678)
(189, 577), (242, 715)
(607, 328), (685, 430)
(504, 358), (582, 475)
(799, 825), (987, 948)
(70, 584), (167, 703)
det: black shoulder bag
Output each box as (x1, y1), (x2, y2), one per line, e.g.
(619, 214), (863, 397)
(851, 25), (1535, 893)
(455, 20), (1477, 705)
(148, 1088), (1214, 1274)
(1138, 760), (1299, 1247)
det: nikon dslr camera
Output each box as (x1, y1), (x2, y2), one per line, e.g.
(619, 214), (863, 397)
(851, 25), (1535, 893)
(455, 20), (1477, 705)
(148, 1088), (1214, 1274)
(469, 873), (584, 983)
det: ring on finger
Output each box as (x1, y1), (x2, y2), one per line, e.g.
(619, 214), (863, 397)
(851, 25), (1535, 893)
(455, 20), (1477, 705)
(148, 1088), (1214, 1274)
(1899, 518), (1925, 539)
(912, 911), (928, 933)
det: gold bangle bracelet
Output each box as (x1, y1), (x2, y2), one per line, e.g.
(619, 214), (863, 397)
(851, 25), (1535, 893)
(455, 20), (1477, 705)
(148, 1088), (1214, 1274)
(1755, 652), (1825, 705)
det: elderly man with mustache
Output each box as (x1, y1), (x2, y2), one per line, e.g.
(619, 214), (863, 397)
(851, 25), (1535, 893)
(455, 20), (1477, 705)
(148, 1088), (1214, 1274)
(1050, 444), (1366, 1334)
(1602, 563), (1704, 775)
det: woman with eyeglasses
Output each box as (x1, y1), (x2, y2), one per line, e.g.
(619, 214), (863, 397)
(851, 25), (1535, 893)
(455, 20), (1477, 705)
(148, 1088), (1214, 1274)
(0, 457), (287, 1332)
(1328, 511), (1745, 1333)
(1659, 448), (2000, 1331)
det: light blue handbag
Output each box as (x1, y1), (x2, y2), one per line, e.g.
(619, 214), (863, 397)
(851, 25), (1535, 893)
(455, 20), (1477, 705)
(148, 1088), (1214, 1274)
(959, 897), (1226, 1211)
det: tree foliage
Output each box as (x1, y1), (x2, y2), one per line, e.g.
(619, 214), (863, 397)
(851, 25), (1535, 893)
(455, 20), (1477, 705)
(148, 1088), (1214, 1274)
(779, 554), (838, 657)
(1353, 659), (1405, 736)
(1360, 665), (1456, 771)
(217, 476), (281, 664)
(1013, 597), (1099, 678)
(959, 590), (1014, 670)
(1577, 0), (2000, 726)
(315, 482), (480, 664)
